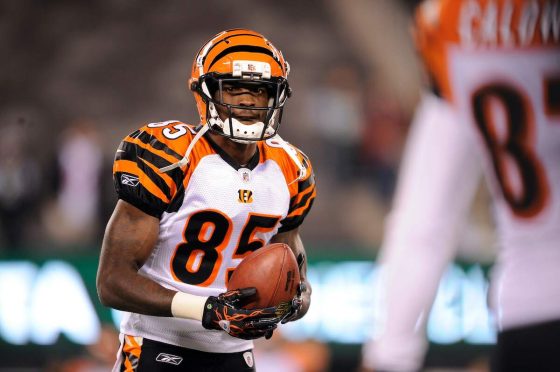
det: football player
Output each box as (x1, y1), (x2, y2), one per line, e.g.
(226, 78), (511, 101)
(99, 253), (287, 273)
(96, 29), (315, 372)
(361, 0), (560, 371)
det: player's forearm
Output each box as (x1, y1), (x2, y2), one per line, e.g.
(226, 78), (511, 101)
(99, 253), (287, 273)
(97, 226), (174, 315)
(97, 263), (209, 319)
(97, 261), (174, 316)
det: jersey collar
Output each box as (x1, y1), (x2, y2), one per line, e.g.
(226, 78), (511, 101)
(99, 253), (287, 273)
(203, 132), (260, 171)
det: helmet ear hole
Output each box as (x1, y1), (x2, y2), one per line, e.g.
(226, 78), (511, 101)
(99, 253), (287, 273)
(189, 78), (199, 92)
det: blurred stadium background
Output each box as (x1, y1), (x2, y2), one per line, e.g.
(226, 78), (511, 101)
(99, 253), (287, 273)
(0, 1), (497, 370)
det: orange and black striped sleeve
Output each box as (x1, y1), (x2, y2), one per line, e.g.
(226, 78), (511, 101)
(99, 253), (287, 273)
(278, 148), (316, 233)
(113, 123), (190, 218)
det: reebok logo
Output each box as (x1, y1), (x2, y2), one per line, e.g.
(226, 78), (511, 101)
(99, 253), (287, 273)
(121, 173), (139, 187)
(156, 353), (183, 365)
(219, 320), (231, 333)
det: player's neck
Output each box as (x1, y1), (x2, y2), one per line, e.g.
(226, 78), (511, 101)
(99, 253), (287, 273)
(208, 132), (257, 167)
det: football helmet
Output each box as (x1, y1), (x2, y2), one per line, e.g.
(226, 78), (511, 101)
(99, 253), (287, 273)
(160, 29), (305, 182)
(189, 28), (291, 143)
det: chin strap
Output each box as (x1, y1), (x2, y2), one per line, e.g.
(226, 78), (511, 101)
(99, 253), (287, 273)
(270, 134), (307, 185)
(159, 124), (210, 173)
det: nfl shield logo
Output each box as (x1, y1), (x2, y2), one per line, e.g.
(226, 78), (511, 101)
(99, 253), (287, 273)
(238, 168), (251, 182)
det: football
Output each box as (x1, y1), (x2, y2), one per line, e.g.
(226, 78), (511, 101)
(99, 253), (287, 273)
(227, 243), (300, 309)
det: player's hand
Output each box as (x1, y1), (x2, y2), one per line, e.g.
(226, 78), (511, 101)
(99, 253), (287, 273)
(281, 253), (310, 324)
(202, 287), (281, 340)
(279, 281), (307, 323)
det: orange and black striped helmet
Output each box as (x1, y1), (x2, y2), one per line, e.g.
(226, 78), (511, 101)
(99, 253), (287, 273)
(189, 29), (291, 143)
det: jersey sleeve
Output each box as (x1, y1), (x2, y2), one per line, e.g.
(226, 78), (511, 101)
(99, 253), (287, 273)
(113, 122), (191, 218)
(413, 0), (465, 101)
(278, 148), (317, 233)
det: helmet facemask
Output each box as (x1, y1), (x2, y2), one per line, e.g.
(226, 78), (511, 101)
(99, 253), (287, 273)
(195, 72), (290, 144)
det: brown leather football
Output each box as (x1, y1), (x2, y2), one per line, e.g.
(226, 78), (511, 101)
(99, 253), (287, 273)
(227, 243), (300, 309)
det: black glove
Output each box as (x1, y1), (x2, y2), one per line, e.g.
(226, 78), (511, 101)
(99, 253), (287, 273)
(281, 253), (307, 324)
(280, 282), (305, 324)
(202, 287), (282, 340)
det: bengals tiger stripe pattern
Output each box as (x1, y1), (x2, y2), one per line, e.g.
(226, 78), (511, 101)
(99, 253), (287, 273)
(118, 335), (143, 372)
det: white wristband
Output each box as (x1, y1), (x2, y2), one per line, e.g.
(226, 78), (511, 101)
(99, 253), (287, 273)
(171, 292), (208, 321)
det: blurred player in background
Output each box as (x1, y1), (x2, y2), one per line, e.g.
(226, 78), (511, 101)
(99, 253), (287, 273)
(362, 0), (560, 371)
(96, 29), (315, 371)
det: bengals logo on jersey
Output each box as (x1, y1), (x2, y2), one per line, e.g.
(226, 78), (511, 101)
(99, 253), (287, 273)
(238, 189), (254, 204)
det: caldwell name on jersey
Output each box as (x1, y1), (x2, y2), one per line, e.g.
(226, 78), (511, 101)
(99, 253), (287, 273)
(112, 120), (316, 353)
(363, 0), (560, 371)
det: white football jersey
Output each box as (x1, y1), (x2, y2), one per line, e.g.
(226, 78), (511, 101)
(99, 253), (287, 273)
(449, 45), (560, 329)
(363, 0), (560, 370)
(112, 121), (316, 353)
